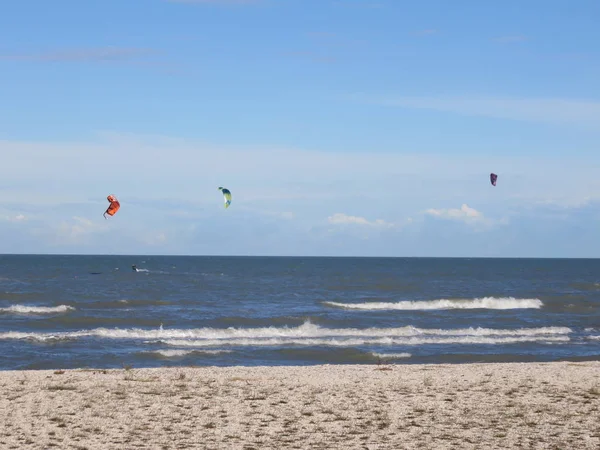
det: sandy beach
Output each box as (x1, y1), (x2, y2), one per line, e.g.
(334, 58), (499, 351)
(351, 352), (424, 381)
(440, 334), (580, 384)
(1, 361), (599, 449)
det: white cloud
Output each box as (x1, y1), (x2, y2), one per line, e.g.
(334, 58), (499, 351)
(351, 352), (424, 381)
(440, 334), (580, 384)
(423, 203), (510, 232)
(53, 216), (109, 243)
(328, 213), (394, 228)
(21, 215), (114, 249)
(425, 203), (482, 221)
(3, 214), (26, 222)
(141, 232), (168, 246)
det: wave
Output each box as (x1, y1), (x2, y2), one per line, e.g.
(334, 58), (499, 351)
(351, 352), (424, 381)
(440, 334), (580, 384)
(144, 349), (232, 358)
(88, 299), (170, 309)
(323, 297), (543, 310)
(160, 335), (569, 348)
(570, 282), (600, 291)
(0, 321), (571, 347)
(0, 304), (75, 315)
(371, 352), (412, 359)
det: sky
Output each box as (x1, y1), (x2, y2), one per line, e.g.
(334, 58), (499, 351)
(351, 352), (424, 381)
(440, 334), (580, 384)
(1, 0), (600, 257)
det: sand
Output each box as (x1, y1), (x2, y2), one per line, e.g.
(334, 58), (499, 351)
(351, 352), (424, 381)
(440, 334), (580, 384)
(1, 361), (599, 449)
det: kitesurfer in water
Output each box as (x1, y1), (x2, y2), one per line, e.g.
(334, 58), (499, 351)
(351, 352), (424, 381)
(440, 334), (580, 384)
(132, 265), (138, 272)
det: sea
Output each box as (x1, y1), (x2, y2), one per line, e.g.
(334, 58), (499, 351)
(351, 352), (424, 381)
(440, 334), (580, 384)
(1, 255), (599, 371)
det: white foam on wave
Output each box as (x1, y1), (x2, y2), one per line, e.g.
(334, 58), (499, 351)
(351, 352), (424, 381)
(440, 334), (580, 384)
(0, 321), (571, 348)
(147, 349), (232, 358)
(372, 352), (412, 359)
(0, 331), (81, 342)
(0, 304), (75, 314)
(161, 335), (569, 348)
(323, 297), (543, 310)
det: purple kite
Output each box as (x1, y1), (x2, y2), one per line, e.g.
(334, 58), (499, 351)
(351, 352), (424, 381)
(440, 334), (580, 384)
(490, 173), (498, 186)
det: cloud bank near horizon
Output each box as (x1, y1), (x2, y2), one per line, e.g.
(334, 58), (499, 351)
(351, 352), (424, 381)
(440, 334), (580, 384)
(1, 131), (599, 256)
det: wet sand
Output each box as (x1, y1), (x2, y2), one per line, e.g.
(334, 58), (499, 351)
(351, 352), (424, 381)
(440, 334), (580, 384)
(1, 361), (599, 449)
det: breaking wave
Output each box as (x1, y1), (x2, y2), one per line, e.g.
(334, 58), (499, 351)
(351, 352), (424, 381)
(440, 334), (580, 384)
(0, 304), (75, 315)
(161, 335), (569, 348)
(0, 321), (571, 348)
(145, 349), (232, 358)
(323, 297), (543, 310)
(371, 352), (412, 359)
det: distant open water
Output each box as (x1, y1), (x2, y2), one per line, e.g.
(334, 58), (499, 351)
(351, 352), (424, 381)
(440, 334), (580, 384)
(1, 255), (600, 370)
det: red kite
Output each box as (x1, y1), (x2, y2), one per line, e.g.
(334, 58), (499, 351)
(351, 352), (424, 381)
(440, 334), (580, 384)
(104, 195), (120, 219)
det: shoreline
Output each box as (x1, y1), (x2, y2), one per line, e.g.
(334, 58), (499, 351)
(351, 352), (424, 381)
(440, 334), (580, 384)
(1, 361), (599, 449)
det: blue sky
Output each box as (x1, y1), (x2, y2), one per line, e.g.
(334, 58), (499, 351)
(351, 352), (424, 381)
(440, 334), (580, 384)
(1, 0), (599, 256)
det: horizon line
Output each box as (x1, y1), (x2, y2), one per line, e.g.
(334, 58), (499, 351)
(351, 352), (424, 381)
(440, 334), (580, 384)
(1, 253), (599, 260)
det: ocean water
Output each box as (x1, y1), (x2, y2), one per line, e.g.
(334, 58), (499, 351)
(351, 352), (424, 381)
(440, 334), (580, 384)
(1, 255), (599, 371)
